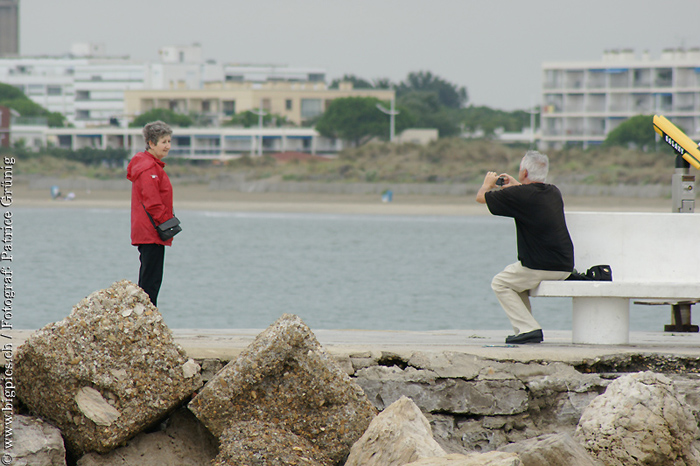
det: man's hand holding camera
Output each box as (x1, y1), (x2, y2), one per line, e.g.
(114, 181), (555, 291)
(476, 171), (520, 204)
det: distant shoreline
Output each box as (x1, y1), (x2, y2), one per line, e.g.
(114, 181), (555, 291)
(14, 180), (673, 216)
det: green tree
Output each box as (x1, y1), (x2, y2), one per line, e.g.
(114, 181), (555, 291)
(461, 106), (536, 137)
(129, 108), (194, 128)
(397, 71), (468, 109)
(328, 74), (375, 89)
(604, 115), (656, 151)
(398, 91), (462, 137)
(328, 75), (394, 90)
(0, 82), (67, 127)
(0, 82), (25, 101)
(316, 96), (413, 146)
(372, 78), (393, 89)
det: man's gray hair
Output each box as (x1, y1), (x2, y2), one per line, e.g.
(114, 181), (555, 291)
(520, 150), (549, 182)
(142, 120), (173, 150)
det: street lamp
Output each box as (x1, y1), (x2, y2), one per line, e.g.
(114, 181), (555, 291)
(526, 101), (540, 149)
(376, 90), (399, 142)
(250, 99), (267, 156)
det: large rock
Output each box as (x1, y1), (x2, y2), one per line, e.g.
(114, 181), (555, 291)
(12, 415), (66, 466)
(188, 313), (377, 465)
(77, 407), (218, 466)
(16, 280), (203, 455)
(345, 396), (446, 466)
(404, 452), (522, 465)
(575, 371), (700, 466)
(213, 420), (332, 466)
(499, 433), (601, 466)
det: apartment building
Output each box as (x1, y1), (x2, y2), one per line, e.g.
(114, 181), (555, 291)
(0, 50), (146, 127)
(0, 43), (328, 128)
(123, 81), (394, 126)
(541, 48), (700, 150)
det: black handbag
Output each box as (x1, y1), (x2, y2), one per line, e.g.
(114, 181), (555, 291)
(567, 264), (612, 281)
(142, 204), (182, 240)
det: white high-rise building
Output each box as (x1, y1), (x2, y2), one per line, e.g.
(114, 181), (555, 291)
(0, 45), (146, 127)
(541, 48), (700, 150)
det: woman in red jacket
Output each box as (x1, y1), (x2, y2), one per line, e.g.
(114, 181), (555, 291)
(127, 120), (175, 306)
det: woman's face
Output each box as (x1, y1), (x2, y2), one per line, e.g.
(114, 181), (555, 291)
(149, 135), (171, 160)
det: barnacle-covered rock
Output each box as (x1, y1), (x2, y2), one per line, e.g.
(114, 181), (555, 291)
(189, 313), (377, 465)
(213, 420), (332, 466)
(16, 280), (203, 455)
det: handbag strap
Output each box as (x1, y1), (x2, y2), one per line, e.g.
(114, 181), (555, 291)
(141, 202), (175, 228)
(141, 202), (159, 229)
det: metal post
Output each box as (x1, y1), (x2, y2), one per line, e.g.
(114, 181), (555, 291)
(376, 88), (399, 142)
(250, 99), (267, 157)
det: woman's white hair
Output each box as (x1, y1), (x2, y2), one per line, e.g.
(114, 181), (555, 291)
(143, 120), (173, 151)
(520, 150), (549, 182)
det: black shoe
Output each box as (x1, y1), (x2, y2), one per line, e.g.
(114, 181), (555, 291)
(505, 329), (543, 344)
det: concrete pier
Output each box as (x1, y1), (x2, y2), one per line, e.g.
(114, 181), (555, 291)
(11, 328), (700, 364)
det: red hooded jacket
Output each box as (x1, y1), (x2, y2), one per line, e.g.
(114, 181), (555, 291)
(127, 151), (174, 246)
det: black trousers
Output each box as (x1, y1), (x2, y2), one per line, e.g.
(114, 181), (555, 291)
(138, 244), (165, 307)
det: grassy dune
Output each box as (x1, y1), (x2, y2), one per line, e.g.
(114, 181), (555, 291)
(13, 138), (684, 186)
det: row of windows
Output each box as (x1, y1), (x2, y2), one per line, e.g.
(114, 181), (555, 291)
(544, 67), (700, 90)
(159, 98), (323, 119)
(541, 116), (699, 137)
(543, 92), (700, 113)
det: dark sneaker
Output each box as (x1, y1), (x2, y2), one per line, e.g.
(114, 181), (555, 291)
(505, 329), (543, 344)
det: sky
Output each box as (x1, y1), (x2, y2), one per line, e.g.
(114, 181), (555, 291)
(18, 0), (700, 111)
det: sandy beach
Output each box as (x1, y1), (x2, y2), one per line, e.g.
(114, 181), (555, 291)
(13, 181), (675, 216)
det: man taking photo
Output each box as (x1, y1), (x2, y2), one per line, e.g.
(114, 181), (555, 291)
(476, 150), (574, 344)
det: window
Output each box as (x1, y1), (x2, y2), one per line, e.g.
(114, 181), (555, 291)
(633, 69), (651, 87)
(308, 73), (325, 82)
(28, 84), (44, 96)
(76, 90), (90, 101)
(202, 100), (211, 112)
(608, 69), (629, 89)
(656, 94), (673, 112)
(262, 99), (271, 111)
(76, 110), (90, 120)
(47, 86), (62, 96)
(226, 75), (244, 82)
(301, 99), (322, 119)
(655, 68), (672, 87)
(58, 135), (72, 148)
(543, 69), (562, 89)
(223, 100), (235, 116)
(285, 99), (293, 110)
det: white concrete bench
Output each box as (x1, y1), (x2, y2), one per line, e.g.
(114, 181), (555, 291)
(530, 212), (700, 345)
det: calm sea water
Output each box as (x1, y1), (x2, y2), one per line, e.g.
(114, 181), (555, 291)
(15, 207), (670, 332)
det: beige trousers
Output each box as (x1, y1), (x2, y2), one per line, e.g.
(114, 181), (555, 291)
(491, 262), (571, 334)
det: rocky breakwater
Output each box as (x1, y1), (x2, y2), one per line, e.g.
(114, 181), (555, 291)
(10, 279), (700, 465)
(14, 281), (380, 465)
(349, 351), (700, 465)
